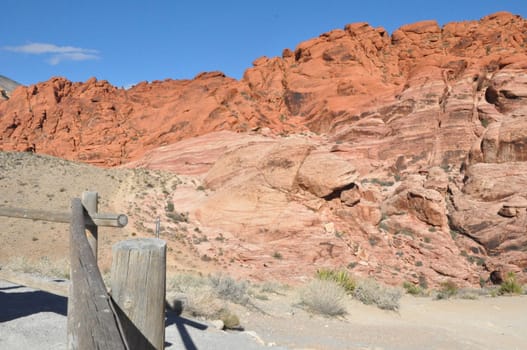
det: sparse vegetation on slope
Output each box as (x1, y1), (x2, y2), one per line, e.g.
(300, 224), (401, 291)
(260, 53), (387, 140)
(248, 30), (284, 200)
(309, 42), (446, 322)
(499, 272), (524, 295)
(5, 256), (69, 279)
(353, 278), (402, 311)
(315, 268), (356, 294)
(403, 281), (426, 296)
(435, 280), (459, 300)
(300, 279), (347, 316)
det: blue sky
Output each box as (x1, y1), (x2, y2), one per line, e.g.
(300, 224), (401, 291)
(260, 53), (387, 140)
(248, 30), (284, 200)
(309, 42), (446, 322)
(2, 1), (526, 88)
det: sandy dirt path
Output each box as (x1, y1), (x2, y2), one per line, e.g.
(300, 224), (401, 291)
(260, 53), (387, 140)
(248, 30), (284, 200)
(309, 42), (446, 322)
(1, 279), (526, 350)
(241, 293), (527, 350)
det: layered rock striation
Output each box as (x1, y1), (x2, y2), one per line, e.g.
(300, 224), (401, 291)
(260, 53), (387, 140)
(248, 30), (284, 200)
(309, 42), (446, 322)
(1, 12), (527, 285)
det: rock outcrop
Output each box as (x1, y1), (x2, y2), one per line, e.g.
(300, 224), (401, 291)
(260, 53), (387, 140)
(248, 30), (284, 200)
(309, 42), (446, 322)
(1, 12), (527, 285)
(446, 69), (527, 278)
(1, 12), (526, 169)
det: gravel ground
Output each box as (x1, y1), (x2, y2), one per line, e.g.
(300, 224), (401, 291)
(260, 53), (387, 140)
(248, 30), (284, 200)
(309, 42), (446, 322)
(0, 280), (286, 350)
(2, 278), (527, 350)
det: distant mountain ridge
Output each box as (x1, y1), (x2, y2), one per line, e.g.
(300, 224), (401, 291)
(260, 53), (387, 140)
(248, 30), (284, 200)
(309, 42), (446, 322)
(0, 75), (21, 99)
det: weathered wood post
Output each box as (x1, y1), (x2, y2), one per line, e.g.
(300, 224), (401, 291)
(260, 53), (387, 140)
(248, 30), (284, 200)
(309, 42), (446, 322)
(67, 198), (127, 350)
(0, 191), (129, 348)
(111, 238), (167, 350)
(82, 191), (99, 260)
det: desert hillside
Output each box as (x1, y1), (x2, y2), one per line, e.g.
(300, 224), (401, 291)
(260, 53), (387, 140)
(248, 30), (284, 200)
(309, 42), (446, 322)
(1, 12), (526, 287)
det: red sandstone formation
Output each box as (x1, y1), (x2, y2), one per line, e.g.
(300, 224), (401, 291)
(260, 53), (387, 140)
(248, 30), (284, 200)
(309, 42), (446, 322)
(1, 12), (526, 285)
(2, 12), (525, 168)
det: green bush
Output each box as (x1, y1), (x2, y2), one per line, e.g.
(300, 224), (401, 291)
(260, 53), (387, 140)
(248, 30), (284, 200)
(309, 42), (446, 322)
(315, 268), (356, 293)
(166, 201), (175, 212)
(403, 281), (424, 296)
(499, 272), (523, 295)
(300, 279), (347, 316)
(353, 278), (402, 311)
(435, 280), (458, 299)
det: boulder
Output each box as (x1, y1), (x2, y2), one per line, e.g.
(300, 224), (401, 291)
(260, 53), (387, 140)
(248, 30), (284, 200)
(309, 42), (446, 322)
(296, 151), (357, 198)
(384, 180), (447, 227)
(406, 188), (447, 227)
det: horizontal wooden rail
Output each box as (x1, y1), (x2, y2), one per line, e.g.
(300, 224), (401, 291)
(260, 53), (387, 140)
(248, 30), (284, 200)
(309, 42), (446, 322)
(0, 205), (128, 227)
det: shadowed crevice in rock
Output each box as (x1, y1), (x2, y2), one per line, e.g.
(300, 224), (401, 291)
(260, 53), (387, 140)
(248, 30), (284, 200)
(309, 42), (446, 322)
(323, 182), (356, 201)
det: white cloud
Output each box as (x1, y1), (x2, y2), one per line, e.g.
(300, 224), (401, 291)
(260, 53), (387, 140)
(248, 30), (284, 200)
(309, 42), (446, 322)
(4, 42), (100, 64)
(48, 52), (100, 65)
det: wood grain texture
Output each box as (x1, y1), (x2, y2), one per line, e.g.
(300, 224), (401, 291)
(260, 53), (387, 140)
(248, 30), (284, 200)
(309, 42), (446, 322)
(67, 198), (127, 350)
(0, 205), (127, 227)
(111, 238), (167, 350)
(81, 191), (99, 261)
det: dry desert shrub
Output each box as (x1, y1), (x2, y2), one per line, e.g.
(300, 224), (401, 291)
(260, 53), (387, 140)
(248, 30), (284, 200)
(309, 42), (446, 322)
(6, 256), (69, 279)
(39, 257), (70, 279)
(218, 309), (241, 329)
(167, 272), (248, 322)
(300, 279), (347, 316)
(208, 273), (250, 305)
(179, 285), (225, 319)
(167, 273), (224, 318)
(6, 256), (38, 274)
(257, 280), (287, 294)
(168, 272), (208, 291)
(353, 278), (402, 311)
(249, 280), (286, 300)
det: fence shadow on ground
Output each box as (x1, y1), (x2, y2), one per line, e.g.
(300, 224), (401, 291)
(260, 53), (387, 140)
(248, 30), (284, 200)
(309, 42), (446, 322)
(0, 284), (67, 322)
(165, 308), (208, 350)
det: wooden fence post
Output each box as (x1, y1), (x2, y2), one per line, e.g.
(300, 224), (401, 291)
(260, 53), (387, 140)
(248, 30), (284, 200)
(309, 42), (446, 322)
(111, 238), (167, 350)
(82, 191), (99, 260)
(67, 198), (127, 350)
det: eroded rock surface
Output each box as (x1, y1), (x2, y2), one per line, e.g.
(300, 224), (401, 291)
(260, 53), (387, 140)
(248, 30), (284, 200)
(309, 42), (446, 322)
(2, 12), (527, 285)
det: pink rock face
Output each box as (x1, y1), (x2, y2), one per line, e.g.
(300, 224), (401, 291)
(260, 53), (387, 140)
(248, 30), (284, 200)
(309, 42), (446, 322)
(126, 131), (482, 286)
(383, 177), (447, 227)
(296, 151), (358, 198)
(447, 63), (527, 278)
(1, 12), (527, 285)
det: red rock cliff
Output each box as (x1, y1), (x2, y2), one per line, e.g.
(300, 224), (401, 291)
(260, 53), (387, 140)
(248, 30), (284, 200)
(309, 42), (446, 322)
(1, 12), (526, 169)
